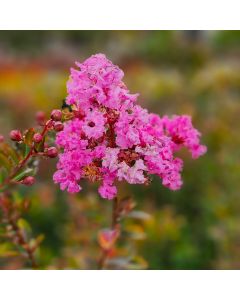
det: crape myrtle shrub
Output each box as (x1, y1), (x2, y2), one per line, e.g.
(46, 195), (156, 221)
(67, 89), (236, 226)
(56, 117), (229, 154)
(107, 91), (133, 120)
(0, 54), (206, 269)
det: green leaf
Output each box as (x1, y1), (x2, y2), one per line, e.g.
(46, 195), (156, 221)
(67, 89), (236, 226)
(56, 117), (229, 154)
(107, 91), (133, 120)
(0, 168), (8, 184)
(29, 234), (45, 250)
(24, 144), (31, 157)
(127, 210), (152, 221)
(12, 168), (34, 182)
(0, 243), (19, 257)
(4, 144), (19, 165)
(17, 218), (32, 234)
(107, 256), (148, 270)
(0, 152), (11, 172)
(24, 128), (35, 146)
(127, 256), (148, 270)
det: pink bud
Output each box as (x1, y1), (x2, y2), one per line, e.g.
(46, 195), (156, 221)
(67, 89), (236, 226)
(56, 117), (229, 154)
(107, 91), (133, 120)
(22, 176), (35, 186)
(51, 109), (62, 121)
(54, 122), (64, 132)
(33, 133), (43, 143)
(35, 111), (46, 125)
(0, 135), (4, 143)
(10, 130), (22, 142)
(46, 147), (58, 158)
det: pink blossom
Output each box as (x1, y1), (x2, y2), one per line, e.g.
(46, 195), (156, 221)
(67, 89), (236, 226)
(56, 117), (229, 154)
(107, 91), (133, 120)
(162, 115), (207, 159)
(102, 148), (120, 172)
(117, 159), (147, 184)
(53, 54), (207, 199)
(82, 110), (106, 139)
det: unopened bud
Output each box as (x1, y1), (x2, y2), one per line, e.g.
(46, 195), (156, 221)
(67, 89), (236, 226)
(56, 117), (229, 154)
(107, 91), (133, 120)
(10, 130), (22, 142)
(33, 133), (43, 143)
(51, 109), (62, 121)
(35, 111), (46, 125)
(46, 147), (58, 158)
(54, 122), (64, 132)
(0, 135), (4, 143)
(22, 176), (35, 186)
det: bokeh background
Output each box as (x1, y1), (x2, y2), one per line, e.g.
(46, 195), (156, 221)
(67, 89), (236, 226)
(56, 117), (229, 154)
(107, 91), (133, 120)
(0, 31), (240, 269)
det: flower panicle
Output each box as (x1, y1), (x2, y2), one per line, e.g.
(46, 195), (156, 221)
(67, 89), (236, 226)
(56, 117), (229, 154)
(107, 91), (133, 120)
(53, 53), (207, 200)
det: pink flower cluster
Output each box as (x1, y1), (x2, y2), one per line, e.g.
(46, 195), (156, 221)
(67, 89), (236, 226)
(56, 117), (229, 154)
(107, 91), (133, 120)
(53, 54), (207, 200)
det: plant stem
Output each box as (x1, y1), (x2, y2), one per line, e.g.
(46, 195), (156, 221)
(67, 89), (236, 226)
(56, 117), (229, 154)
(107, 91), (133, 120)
(9, 217), (38, 269)
(98, 197), (120, 270)
(112, 197), (118, 229)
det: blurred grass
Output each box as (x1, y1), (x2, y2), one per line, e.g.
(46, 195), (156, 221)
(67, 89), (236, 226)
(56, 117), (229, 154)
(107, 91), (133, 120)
(0, 30), (239, 269)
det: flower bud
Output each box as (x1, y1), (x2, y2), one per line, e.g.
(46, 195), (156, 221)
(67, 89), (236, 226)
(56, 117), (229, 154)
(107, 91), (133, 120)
(46, 147), (58, 158)
(10, 130), (22, 142)
(54, 122), (64, 132)
(0, 135), (4, 143)
(22, 176), (35, 186)
(51, 109), (62, 121)
(33, 133), (43, 143)
(36, 111), (46, 125)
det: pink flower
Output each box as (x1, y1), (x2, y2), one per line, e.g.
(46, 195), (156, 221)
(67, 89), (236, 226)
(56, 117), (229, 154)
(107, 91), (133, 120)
(98, 182), (117, 200)
(102, 148), (120, 172)
(98, 171), (117, 200)
(82, 110), (106, 139)
(117, 159), (147, 184)
(53, 54), (207, 199)
(162, 115), (207, 159)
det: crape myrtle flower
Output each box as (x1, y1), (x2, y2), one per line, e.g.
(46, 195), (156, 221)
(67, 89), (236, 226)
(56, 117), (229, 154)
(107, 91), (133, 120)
(53, 54), (207, 200)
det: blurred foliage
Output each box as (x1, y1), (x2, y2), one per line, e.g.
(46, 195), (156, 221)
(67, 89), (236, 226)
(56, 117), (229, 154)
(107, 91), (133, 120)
(0, 30), (239, 269)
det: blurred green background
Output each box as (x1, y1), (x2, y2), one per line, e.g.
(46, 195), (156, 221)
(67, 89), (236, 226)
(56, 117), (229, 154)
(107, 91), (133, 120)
(0, 31), (240, 269)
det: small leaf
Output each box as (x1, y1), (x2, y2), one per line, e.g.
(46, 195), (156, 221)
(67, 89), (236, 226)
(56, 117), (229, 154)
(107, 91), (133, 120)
(24, 128), (35, 146)
(0, 168), (8, 184)
(125, 224), (146, 240)
(0, 152), (11, 172)
(127, 210), (152, 221)
(0, 243), (19, 257)
(35, 234), (45, 245)
(17, 218), (32, 234)
(12, 168), (34, 182)
(98, 228), (119, 250)
(107, 256), (148, 270)
(24, 144), (31, 157)
(2, 144), (19, 165)
(127, 256), (148, 270)
(118, 196), (136, 217)
(29, 234), (45, 251)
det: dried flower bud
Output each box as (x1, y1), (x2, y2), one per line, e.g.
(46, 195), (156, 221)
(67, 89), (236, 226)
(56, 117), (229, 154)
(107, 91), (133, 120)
(33, 133), (43, 143)
(36, 111), (46, 125)
(51, 109), (62, 121)
(10, 130), (22, 142)
(54, 122), (64, 132)
(22, 176), (35, 186)
(46, 147), (58, 158)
